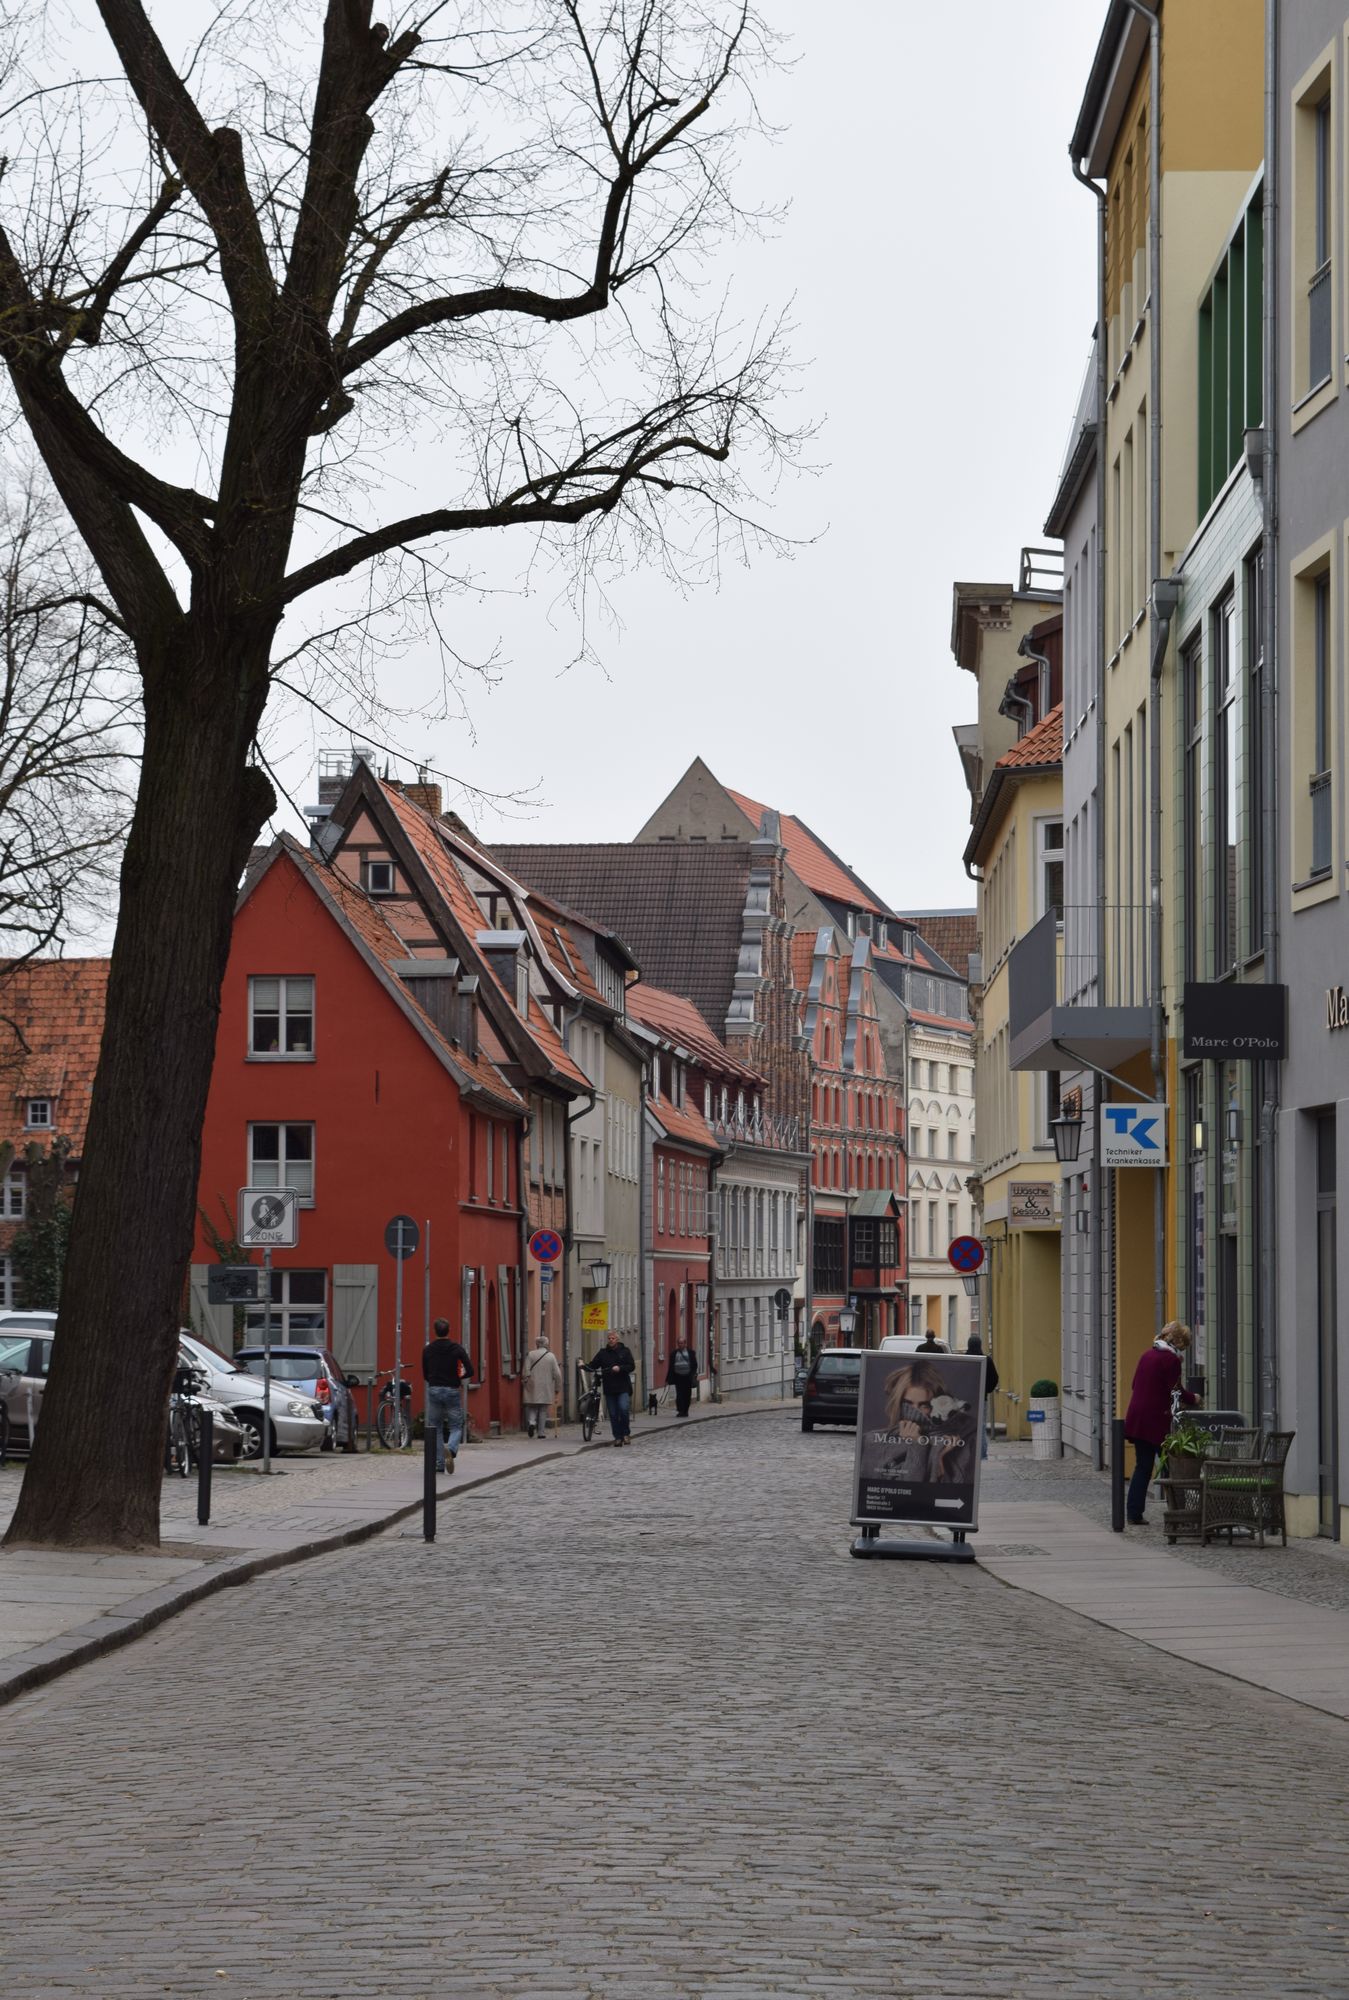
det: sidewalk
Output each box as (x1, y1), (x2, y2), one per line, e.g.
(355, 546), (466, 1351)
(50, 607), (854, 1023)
(0, 1397), (789, 1705)
(976, 1460), (1349, 1724)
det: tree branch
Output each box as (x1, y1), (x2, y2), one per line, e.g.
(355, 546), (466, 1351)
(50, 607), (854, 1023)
(55, 175), (185, 351)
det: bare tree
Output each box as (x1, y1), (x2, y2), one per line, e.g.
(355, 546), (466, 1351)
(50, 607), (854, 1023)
(0, 470), (135, 966)
(0, 0), (796, 1547)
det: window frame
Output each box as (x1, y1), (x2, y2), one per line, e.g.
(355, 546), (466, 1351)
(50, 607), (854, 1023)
(247, 1120), (316, 1206)
(247, 974), (315, 1061)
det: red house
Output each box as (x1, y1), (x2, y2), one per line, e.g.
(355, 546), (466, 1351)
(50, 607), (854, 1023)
(194, 765), (590, 1437)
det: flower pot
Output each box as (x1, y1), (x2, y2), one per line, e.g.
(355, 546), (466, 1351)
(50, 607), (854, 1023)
(1029, 1394), (1061, 1459)
(1165, 1450), (1203, 1483)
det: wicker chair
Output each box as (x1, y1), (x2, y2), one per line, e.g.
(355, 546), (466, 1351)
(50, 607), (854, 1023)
(1200, 1430), (1295, 1548)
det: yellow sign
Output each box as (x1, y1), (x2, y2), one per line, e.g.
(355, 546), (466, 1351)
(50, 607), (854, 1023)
(581, 1301), (609, 1332)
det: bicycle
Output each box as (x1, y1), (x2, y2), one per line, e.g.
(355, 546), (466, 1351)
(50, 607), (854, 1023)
(375, 1368), (413, 1450)
(576, 1364), (603, 1444)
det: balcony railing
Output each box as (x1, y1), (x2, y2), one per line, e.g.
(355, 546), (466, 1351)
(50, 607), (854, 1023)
(1309, 261), (1332, 388)
(1311, 770), (1332, 879)
(1050, 904), (1152, 1009)
(709, 1108), (801, 1152)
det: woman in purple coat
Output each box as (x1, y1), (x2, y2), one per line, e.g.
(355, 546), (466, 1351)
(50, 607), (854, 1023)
(1123, 1322), (1198, 1525)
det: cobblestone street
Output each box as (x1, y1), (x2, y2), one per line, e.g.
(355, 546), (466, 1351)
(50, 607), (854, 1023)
(9, 1415), (1347, 1998)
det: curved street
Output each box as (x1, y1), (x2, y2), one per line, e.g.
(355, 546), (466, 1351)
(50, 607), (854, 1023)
(9, 1415), (1349, 1999)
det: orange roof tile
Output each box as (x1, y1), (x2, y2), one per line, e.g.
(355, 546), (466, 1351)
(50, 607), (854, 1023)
(649, 1089), (719, 1155)
(626, 982), (762, 1084)
(0, 959), (109, 1156)
(726, 787), (890, 916)
(994, 704), (1063, 770)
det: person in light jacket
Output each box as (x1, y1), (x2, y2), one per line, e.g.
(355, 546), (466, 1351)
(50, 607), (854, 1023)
(521, 1333), (562, 1438)
(1123, 1321), (1198, 1526)
(666, 1336), (699, 1418)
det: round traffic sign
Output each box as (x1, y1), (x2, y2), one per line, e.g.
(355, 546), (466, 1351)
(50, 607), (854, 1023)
(384, 1214), (420, 1260)
(947, 1234), (984, 1274)
(529, 1228), (563, 1265)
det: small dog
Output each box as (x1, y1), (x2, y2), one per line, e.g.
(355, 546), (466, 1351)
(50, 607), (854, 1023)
(647, 1391), (660, 1416)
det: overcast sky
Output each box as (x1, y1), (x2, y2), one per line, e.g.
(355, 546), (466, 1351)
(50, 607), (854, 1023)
(261, 1), (1104, 915)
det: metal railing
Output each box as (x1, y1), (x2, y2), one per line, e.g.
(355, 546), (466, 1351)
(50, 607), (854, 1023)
(1310, 770), (1332, 879)
(1309, 261), (1332, 388)
(709, 1109), (801, 1152)
(1053, 903), (1151, 1009)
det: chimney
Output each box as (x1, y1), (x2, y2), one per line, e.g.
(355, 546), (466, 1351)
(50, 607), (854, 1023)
(402, 781), (443, 819)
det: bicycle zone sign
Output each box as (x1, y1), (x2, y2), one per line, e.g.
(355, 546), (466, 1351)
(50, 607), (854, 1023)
(1100, 1101), (1169, 1167)
(237, 1186), (300, 1248)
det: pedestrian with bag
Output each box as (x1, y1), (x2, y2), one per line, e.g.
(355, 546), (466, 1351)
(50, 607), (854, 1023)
(422, 1316), (473, 1475)
(588, 1328), (637, 1446)
(1123, 1320), (1198, 1526)
(522, 1333), (562, 1438)
(666, 1335), (699, 1418)
(966, 1332), (999, 1459)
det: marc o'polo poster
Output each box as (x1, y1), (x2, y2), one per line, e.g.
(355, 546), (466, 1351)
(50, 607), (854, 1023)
(851, 1352), (987, 1530)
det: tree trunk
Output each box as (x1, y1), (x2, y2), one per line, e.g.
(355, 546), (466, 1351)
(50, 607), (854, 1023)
(3, 632), (273, 1550)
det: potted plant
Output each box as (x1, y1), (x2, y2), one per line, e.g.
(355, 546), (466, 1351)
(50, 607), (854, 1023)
(1160, 1417), (1212, 1482)
(1028, 1378), (1061, 1459)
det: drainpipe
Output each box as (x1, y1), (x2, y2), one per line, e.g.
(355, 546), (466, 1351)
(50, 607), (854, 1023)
(561, 1001), (597, 1420)
(1259, 0), (1281, 1431)
(1070, 150), (1109, 1467)
(1123, 0), (1166, 1348)
(1015, 634), (1054, 720)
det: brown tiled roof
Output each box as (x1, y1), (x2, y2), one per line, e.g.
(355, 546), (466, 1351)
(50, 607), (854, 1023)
(0, 959), (109, 1155)
(901, 912), (979, 981)
(491, 842), (754, 1040)
(649, 1087), (719, 1156)
(626, 982), (762, 1085)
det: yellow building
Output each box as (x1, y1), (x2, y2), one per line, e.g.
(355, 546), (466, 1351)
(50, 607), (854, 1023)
(952, 569), (1064, 1439)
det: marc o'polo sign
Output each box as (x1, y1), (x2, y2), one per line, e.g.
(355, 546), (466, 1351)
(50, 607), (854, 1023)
(1183, 983), (1287, 1060)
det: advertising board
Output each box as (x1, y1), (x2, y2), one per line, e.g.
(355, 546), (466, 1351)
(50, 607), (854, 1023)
(851, 1350), (986, 1531)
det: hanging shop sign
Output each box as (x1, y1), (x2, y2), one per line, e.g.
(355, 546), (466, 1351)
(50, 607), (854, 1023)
(1008, 1181), (1057, 1228)
(1183, 982), (1287, 1059)
(1100, 1102), (1169, 1167)
(851, 1350), (987, 1530)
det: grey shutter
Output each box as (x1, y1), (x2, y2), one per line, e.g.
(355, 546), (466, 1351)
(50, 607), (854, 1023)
(189, 1264), (236, 1354)
(330, 1265), (378, 1376)
(498, 1263), (513, 1373)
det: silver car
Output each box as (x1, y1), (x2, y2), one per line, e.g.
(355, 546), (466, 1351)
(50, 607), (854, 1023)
(178, 1332), (327, 1459)
(0, 1314), (55, 1447)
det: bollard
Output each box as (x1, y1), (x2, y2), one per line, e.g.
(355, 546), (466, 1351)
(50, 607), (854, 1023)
(423, 1419), (437, 1543)
(1111, 1416), (1126, 1533)
(197, 1408), (214, 1526)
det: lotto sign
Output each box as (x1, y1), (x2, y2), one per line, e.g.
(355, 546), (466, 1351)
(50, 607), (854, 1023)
(1100, 1101), (1169, 1167)
(529, 1228), (563, 1264)
(581, 1301), (609, 1333)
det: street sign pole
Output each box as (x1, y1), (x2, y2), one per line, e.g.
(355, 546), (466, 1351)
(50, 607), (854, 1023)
(395, 1226), (405, 1448)
(262, 1245), (272, 1476)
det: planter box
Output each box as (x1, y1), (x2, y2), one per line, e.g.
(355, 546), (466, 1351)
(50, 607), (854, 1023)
(1029, 1394), (1061, 1460)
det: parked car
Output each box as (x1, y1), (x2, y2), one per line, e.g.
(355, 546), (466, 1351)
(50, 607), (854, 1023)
(879, 1333), (949, 1355)
(800, 1346), (863, 1431)
(0, 1317), (54, 1449)
(178, 1332), (327, 1460)
(234, 1345), (359, 1451)
(792, 1356), (810, 1397)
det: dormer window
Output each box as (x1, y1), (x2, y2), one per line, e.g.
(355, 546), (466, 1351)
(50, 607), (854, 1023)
(515, 956), (529, 1016)
(26, 1098), (51, 1129)
(366, 859), (395, 895)
(877, 922), (888, 950)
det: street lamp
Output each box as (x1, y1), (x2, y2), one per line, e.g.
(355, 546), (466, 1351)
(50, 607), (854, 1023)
(1050, 1107), (1084, 1164)
(961, 1273), (980, 1299)
(589, 1257), (612, 1289)
(838, 1306), (857, 1338)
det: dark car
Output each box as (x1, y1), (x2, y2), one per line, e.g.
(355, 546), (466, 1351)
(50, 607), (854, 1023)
(235, 1345), (359, 1451)
(801, 1346), (862, 1431)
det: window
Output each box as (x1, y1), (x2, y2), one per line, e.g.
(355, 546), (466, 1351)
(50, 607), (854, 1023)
(244, 1268), (326, 1344)
(25, 1098), (51, 1129)
(927, 1200), (937, 1257)
(249, 976), (314, 1057)
(852, 1219), (876, 1265)
(2, 1170), (24, 1219)
(1213, 592), (1238, 973)
(878, 1219), (898, 1267)
(515, 957), (529, 1015)
(1293, 55), (1336, 413)
(0, 1256), (13, 1311)
(1197, 188), (1263, 514)
(248, 1122), (315, 1202)
(657, 1157), (665, 1235)
(1037, 819), (1064, 919)
(1246, 546), (1266, 950)
(1183, 633), (1203, 978)
(366, 859), (395, 895)
(812, 1218), (844, 1296)
(947, 1131), (958, 1160)
(1312, 569), (1333, 879)
(1311, 94), (1332, 386)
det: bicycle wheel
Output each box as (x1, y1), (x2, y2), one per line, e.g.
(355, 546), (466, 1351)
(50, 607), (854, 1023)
(0, 1400), (8, 1465)
(167, 1408), (191, 1477)
(184, 1407), (203, 1470)
(376, 1400), (411, 1450)
(581, 1412), (595, 1443)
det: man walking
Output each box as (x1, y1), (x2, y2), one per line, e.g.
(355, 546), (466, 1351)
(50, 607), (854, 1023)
(422, 1317), (473, 1475)
(588, 1328), (637, 1446)
(522, 1333), (562, 1438)
(666, 1335), (699, 1418)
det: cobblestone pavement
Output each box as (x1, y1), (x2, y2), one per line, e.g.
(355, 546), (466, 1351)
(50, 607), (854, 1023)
(9, 1417), (1348, 1999)
(983, 1441), (1349, 1613)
